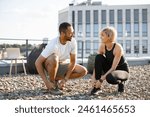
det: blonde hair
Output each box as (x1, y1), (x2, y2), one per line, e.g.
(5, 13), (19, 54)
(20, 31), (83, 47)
(101, 27), (117, 42)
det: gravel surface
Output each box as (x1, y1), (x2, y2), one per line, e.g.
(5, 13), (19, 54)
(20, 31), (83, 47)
(0, 65), (150, 100)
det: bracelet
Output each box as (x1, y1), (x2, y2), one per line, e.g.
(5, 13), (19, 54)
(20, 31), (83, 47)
(99, 79), (103, 83)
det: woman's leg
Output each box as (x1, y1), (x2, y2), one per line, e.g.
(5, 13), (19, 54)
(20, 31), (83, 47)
(106, 70), (129, 92)
(95, 54), (110, 80)
(90, 54), (110, 95)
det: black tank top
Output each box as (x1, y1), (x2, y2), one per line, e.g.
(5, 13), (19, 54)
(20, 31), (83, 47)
(105, 43), (126, 66)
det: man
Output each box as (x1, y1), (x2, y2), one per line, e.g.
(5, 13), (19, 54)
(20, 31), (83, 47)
(35, 22), (87, 95)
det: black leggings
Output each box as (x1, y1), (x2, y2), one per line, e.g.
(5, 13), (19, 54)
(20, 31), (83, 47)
(95, 54), (129, 84)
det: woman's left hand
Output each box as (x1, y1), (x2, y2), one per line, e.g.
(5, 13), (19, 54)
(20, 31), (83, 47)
(101, 75), (106, 81)
(95, 80), (102, 88)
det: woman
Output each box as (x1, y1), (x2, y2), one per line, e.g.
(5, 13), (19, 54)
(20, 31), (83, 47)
(90, 27), (129, 95)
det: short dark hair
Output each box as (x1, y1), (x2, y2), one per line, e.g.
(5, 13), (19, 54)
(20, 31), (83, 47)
(59, 22), (71, 34)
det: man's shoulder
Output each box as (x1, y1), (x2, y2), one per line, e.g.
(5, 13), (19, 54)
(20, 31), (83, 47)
(50, 37), (58, 42)
(70, 38), (76, 44)
(48, 37), (58, 44)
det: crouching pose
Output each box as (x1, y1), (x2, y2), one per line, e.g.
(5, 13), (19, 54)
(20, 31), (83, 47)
(35, 22), (87, 95)
(90, 27), (129, 95)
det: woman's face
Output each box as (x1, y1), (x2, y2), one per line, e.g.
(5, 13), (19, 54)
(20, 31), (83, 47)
(100, 31), (109, 43)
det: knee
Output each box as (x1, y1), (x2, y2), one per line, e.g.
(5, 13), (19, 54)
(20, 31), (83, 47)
(46, 54), (59, 67)
(106, 73), (118, 85)
(95, 54), (104, 62)
(83, 67), (88, 76)
(80, 66), (88, 77)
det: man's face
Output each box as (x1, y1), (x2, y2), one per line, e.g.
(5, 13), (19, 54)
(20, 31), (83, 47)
(64, 26), (74, 41)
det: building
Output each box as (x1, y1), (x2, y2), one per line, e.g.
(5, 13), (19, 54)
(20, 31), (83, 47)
(59, 0), (150, 58)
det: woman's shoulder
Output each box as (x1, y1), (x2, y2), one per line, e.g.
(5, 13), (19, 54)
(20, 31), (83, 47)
(114, 43), (124, 53)
(115, 43), (123, 49)
(98, 43), (105, 54)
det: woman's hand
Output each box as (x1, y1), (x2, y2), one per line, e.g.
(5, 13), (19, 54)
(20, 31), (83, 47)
(95, 80), (102, 88)
(94, 75), (106, 88)
(101, 75), (106, 81)
(91, 76), (96, 87)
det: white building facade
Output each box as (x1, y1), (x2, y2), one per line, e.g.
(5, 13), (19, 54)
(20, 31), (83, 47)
(59, 1), (150, 58)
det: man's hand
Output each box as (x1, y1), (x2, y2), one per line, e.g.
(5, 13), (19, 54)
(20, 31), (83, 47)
(57, 79), (66, 90)
(45, 80), (56, 90)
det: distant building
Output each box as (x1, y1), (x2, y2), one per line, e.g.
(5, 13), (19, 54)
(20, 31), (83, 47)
(59, 0), (150, 58)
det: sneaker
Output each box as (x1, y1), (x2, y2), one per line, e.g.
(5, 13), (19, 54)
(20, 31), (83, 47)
(49, 88), (63, 95)
(118, 83), (124, 92)
(90, 87), (101, 95)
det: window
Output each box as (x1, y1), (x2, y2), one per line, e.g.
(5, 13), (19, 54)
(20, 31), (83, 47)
(93, 10), (98, 24)
(117, 24), (123, 37)
(117, 10), (122, 23)
(117, 40), (123, 47)
(126, 23), (131, 37)
(77, 40), (83, 54)
(93, 40), (99, 53)
(142, 9), (148, 37)
(109, 10), (114, 25)
(93, 24), (99, 37)
(125, 9), (131, 37)
(78, 11), (83, 37)
(101, 10), (106, 27)
(93, 10), (99, 37)
(86, 10), (91, 37)
(86, 24), (90, 37)
(142, 40), (148, 54)
(126, 40), (131, 54)
(134, 23), (139, 37)
(134, 9), (139, 37)
(126, 9), (131, 23)
(134, 40), (139, 54)
(85, 40), (91, 54)
(142, 23), (147, 37)
(117, 10), (123, 37)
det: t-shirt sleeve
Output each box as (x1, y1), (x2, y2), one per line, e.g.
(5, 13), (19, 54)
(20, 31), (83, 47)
(71, 38), (77, 55)
(41, 41), (56, 58)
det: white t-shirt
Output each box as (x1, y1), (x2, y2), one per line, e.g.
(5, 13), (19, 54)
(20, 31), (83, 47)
(41, 37), (77, 62)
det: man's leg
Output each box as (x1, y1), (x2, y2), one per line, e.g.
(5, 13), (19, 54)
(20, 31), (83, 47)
(44, 54), (59, 82)
(55, 63), (87, 80)
(55, 64), (87, 89)
(44, 54), (64, 95)
(68, 64), (87, 79)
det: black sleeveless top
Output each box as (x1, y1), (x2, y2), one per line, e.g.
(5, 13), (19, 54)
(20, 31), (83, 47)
(105, 43), (128, 72)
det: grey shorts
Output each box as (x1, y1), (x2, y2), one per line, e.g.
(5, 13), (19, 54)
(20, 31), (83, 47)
(44, 62), (69, 78)
(56, 63), (69, 77)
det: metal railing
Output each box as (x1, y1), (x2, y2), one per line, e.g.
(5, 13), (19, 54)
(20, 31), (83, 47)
(0, 38), (88, 65)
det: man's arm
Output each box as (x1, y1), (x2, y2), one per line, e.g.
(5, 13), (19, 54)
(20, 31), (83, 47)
(64, 53), (76, 81)
(35, 55), (48, 84)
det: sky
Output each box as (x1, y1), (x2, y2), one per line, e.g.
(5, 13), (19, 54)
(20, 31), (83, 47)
(0, 0), (150, 44)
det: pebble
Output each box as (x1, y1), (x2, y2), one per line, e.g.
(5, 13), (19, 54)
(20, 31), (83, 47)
(0, 65), (150, 100)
